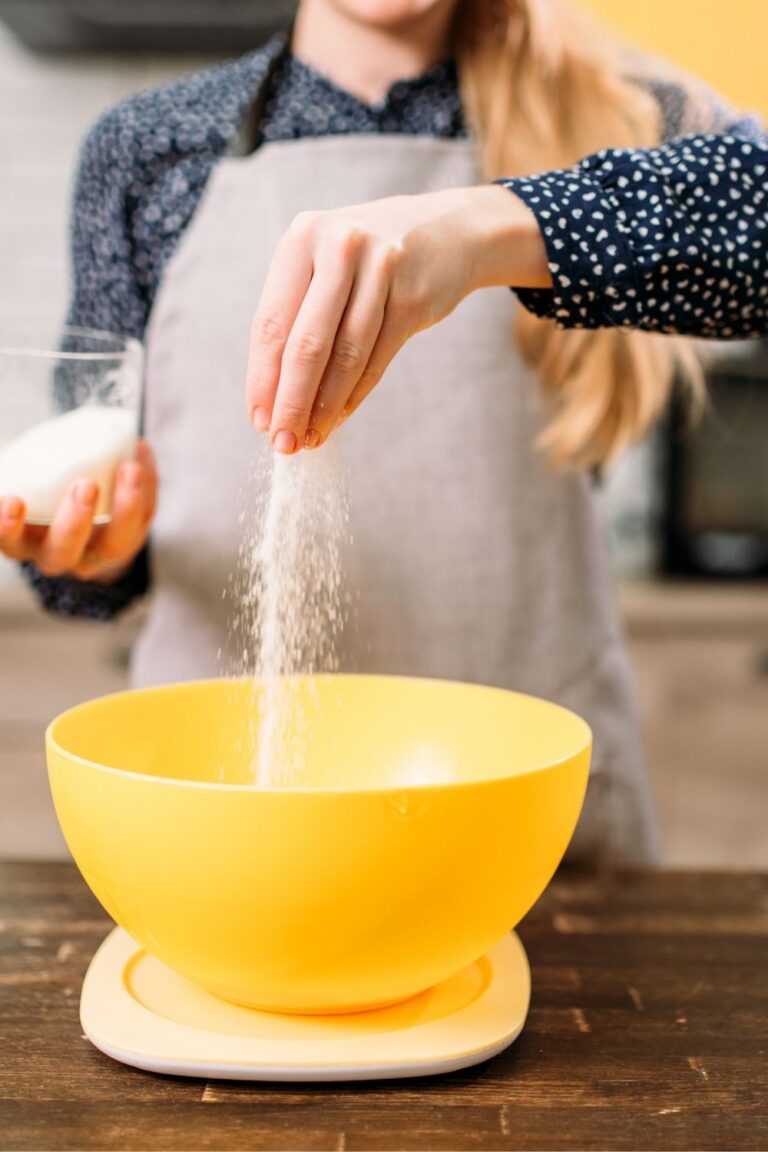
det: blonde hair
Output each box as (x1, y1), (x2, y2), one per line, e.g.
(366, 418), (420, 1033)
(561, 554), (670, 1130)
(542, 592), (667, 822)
(456, 0), (703, 469)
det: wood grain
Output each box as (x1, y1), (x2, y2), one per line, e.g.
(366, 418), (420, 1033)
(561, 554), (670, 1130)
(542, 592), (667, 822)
(1, 863), (766, 1151)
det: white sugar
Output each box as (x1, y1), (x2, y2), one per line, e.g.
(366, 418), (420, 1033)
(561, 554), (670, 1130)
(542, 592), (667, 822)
(235, 443), (348, 787)
(0, 405), (136, 522)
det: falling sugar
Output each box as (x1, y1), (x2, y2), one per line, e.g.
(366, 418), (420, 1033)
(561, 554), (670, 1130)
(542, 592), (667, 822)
(234, 443), (349, 787)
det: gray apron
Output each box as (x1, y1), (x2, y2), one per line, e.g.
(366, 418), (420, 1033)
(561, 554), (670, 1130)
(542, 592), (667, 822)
(136, 133), (658, 866)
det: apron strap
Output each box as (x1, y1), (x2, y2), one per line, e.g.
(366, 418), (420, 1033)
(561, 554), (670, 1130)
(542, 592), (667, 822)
(231, 30), (292, 158)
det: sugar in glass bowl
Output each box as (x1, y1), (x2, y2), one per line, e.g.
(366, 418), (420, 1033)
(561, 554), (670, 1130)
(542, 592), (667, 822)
(0, 325), (143, 524)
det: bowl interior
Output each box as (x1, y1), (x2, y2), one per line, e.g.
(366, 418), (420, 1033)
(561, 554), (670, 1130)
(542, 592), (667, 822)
(49, 675), (591, 792)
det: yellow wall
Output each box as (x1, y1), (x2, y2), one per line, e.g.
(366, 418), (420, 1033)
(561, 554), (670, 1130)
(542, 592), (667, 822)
(579, 0), (767, 116)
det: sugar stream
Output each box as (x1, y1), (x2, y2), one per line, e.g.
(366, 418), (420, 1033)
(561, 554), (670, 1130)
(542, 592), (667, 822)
(234, 444), (348, 787)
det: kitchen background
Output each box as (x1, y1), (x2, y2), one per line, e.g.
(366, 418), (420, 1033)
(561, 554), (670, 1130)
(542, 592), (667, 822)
(1, 1), (766, 865)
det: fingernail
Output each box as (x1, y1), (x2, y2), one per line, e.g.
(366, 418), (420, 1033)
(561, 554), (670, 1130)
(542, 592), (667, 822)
(273, 430), (297, 455)
(252, 407), (271, 433)
(305, 428), (321, 449)
(74, 481), (98, 508)
(120, 462), (143, 490)
(1, 496), (22, 521)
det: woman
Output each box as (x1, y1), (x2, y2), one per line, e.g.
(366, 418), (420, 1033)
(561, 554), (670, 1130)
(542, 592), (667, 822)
(1, 0), (766, 863)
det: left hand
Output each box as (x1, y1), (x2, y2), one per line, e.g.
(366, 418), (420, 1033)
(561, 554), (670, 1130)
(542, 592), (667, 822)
(0, 440), (158, 582)
(245, 185), (549, 452)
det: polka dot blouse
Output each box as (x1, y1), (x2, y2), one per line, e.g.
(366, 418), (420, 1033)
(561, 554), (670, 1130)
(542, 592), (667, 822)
(502, 133), (768, 337)
(25, 34), (768, 619)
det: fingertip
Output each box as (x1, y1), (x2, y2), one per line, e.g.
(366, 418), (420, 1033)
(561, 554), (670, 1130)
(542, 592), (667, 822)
(73, 480), (98, 509)
(1, 495), (24, 524)
(135, 440), (153, 466)
(118, 462), (144, 491)
(273, 429), (298, 455)
(252, 407), (271, 433)
(135, 442), (158, 504)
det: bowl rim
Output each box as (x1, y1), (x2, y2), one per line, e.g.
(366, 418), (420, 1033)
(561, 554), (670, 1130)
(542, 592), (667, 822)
(46, 673), (593, 795)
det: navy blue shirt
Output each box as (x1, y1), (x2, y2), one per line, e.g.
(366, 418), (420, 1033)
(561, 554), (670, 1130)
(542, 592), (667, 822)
(25, 36), (768, 618)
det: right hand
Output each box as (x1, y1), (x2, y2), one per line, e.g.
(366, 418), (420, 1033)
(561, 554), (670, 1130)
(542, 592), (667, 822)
(0, 440), (157, 582)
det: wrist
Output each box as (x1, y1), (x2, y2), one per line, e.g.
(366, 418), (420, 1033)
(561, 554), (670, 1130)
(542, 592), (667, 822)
(460, 185), (552, 294)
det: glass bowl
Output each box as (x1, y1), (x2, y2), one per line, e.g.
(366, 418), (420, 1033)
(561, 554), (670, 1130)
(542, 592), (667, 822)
(0, 325), (143, 525)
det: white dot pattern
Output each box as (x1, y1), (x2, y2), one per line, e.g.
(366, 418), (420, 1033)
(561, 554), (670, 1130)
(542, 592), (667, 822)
(501, 125), (768, 337)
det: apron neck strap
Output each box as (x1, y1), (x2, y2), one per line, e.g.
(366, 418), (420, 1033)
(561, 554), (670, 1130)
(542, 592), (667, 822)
(231, 29), (293, 159)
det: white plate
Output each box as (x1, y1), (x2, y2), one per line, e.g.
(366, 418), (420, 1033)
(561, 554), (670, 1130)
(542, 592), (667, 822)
(81, 928), (530, 1081)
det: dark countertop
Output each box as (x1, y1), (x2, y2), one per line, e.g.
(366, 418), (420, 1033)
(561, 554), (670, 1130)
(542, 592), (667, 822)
(1, 862), (766, 1152)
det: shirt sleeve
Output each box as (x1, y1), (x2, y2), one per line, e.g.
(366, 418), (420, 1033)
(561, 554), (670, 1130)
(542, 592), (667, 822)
(22, 109), (151, 621)
(500, 112), (768, 338)
(22, 548), (150, 621)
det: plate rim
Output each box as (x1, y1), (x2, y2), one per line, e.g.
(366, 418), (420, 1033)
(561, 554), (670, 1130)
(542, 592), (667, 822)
(80, 927), (530, 1081)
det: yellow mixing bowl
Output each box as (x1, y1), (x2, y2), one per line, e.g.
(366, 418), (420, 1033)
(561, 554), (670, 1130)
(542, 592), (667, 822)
(47, 675), (590, 1013)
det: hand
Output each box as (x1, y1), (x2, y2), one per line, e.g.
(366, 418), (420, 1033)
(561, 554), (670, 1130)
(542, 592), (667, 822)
(0, 440), (158, 582)
(245, 185), (549, 452)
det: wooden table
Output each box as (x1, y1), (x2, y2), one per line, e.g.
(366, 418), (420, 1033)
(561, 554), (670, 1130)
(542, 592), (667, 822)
(1, 864), (766, 1152)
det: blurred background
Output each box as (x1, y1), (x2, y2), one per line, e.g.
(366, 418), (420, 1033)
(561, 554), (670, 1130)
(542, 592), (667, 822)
(1, 0), (766, 865)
